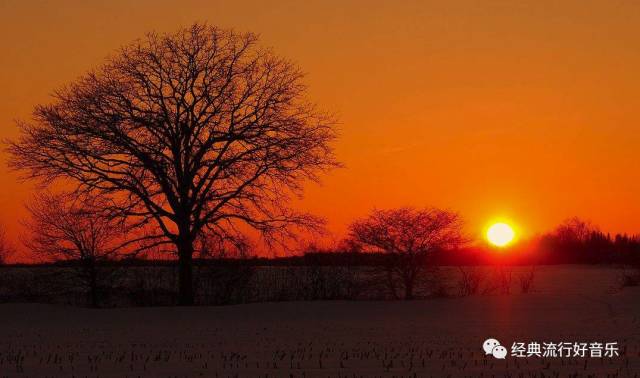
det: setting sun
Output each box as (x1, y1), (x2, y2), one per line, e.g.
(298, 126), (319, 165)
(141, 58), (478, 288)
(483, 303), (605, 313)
(486, 222), (515, 247)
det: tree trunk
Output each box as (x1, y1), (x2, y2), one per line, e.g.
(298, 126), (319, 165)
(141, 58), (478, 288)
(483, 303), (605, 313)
(89, 268), (99, 308)
(401, 256), (415, 300)
(404, 279), (414, 300)
(385, 266), (399, 300)
(177, 239), (195, 305)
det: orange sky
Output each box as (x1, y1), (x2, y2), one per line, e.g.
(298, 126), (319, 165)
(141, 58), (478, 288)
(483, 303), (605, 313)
(2, 0), (640, 257)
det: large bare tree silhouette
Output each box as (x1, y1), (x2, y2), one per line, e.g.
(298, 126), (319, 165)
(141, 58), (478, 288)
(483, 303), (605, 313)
(8, 24), (338, 305)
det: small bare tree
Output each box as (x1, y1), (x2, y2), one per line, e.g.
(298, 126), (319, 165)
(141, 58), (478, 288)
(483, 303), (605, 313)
(457, 267), (484, 296)
(24, 193), (128, 307)
(0, 224), (11, 264)
(554, 217), (596, 244)
(8, 24), (338, 305)
(348, 207), (464, 300)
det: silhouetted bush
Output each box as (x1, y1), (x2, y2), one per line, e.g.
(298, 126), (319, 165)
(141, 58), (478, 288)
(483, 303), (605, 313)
(456, 267), (484, 296)
(482, 267), (512, 295)
(518, 268), (536, 294)
(618, 267), (640, 288)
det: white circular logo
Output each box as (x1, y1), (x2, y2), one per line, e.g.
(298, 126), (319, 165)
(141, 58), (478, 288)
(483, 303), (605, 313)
(483, 338), (506, 359)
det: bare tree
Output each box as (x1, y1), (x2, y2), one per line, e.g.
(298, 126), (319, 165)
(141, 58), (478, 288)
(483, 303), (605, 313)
(24, 192), (128, 307)
(348, 207), (464, 300)
(8, 24), (338, 305)
(0, 224), (11, 264)
(554, 217), (597, 244)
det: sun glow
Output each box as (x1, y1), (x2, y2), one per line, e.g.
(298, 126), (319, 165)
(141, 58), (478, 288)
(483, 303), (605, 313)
(486, 222), (515, 247)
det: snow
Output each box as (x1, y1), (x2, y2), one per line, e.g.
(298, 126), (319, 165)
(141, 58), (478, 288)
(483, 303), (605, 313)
(0, 265), (639, 376)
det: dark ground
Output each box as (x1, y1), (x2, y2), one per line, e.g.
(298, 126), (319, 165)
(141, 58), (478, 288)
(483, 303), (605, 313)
(0, 266), (639, 377)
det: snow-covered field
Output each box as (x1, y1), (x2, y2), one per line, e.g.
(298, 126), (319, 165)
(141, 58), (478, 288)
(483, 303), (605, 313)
(1, 266), (639, 377)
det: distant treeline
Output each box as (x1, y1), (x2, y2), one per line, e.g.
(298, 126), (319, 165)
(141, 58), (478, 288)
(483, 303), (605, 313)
(4, 217), (640, 269)
(5, 236), (640, 269)
(531, 217), (640, 265)
(295, 217), (640, 266)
